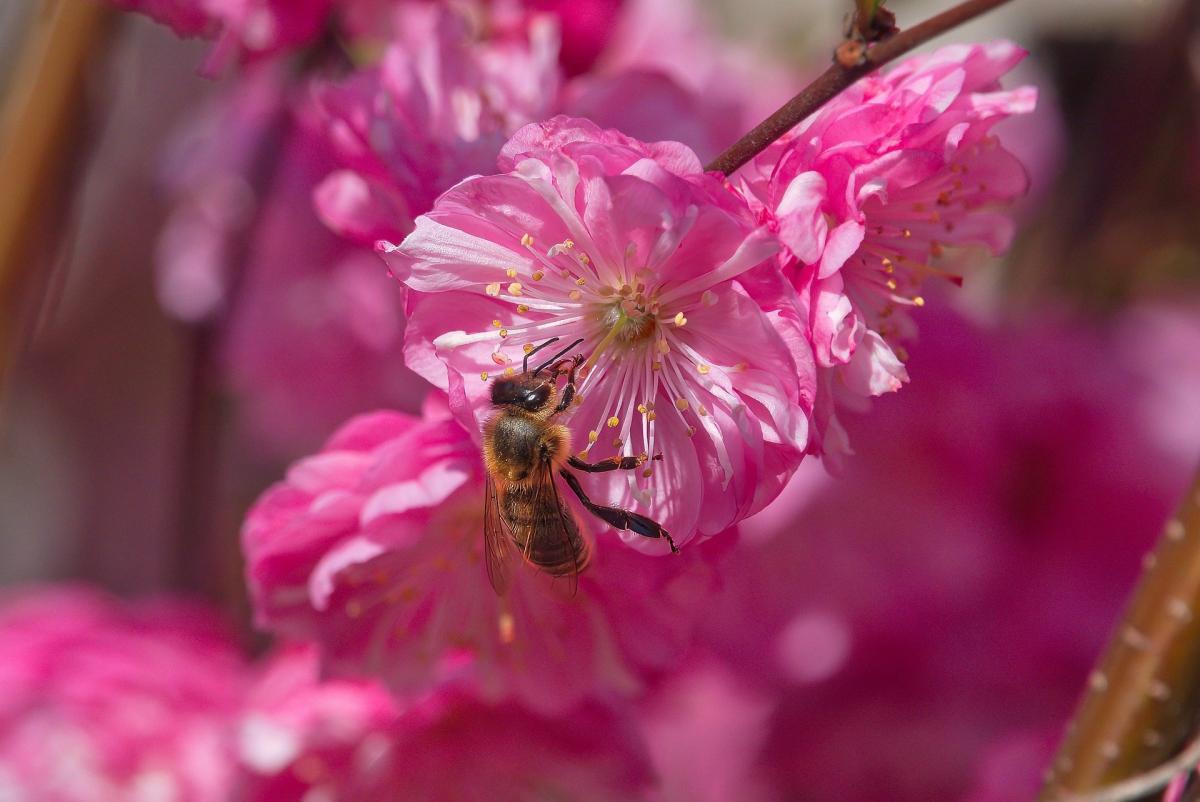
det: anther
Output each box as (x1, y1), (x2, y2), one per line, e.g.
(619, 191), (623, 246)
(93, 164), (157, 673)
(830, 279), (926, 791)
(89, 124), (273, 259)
(575, 277), (586, 286)
(588, 430), (599, 443)
(516, 304), (530, 313)
(480, 371), (489, 381)
(612, 437), (623, 449)
(491, 320), (502, 328)
(598, 286), (614, 297)
(531, 271), (544, 281)
(508, 283), (523, 296)
(499, 329), (509, 338)
(675, 398), (689, 411)
(520, 233), (534, 247)
(647, 411), (656, 422)
(697, 364), (710, 374)
(505, 268), (518, 279)
(674, 312), (688, 327)
(486, 283), (501, 297)
(569, 290), (582, 301)
(606, 416), (620, 428)
(913, 296), (925, 307)
(642, 468), (653, 478)
(503, 367), (515, 376)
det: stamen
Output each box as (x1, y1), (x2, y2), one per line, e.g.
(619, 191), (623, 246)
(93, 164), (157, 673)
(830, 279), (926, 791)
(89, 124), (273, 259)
(505, 268), (518, 279)
(507, 283), (523, 296)
(480, 371), (489, 381)
(520, 233), (534, 247)
(486, 283), (501, 297)
(675, 398), (689, 411)
(491, 320), (502, 328)
(673, 312), (688, 327)
(531, 271), (544, 281)
(517, 304), (530, 313)
(523, 343), (535, 354)
(697, 364), (710, 375)
(607, 416), (620, 428)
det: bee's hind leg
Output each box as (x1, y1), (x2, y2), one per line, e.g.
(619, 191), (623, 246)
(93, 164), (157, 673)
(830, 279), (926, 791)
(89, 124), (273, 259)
(558, 469), (678, 553)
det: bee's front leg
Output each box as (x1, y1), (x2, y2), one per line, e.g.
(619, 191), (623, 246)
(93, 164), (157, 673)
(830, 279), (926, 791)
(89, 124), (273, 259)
(551, 354), (584, 414)
(558, 469), (678, 553)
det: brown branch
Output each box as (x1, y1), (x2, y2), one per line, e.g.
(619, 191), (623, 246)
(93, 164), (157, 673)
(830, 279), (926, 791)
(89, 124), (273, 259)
(1040, 468), (1200, 799)
(704, 0), (1015, 176)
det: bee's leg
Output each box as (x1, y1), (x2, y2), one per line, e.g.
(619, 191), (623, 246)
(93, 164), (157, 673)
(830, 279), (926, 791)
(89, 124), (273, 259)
(567, 454), (662, 473)
(558, 469), (678, 553)
(551, 354), (585, 415)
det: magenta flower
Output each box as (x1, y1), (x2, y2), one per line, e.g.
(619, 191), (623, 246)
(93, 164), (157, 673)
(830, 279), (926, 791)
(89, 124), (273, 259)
(379, 116), (814, 548)
(313, 2), (561, 247)
(243, 398), (726, 712)
(236, 645), (651, 802)
(0, 587), (246, 802)
(738, 41), (1035, 462)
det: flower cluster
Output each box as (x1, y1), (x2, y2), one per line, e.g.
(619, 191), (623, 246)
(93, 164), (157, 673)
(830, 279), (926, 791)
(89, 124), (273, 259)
(737, 41), (1036, 463)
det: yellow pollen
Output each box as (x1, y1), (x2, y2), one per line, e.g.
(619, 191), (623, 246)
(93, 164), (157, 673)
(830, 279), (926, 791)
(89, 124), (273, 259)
(504, 366), (515, 376)
(673, 312), (688, 327)
(579, 253), (591, 264)
(642, 468), (653, 478)
(575, 277), (586, 286)
(607, 416), (620, 428)
(881, 256), (893, 269)
(656, 340), (670, 355)
(675, 398), (689, 411)
(507, 283), (523, 296)
(701, 290), (718, 307)
(485, 283), (501, 297)
(505, 268), (518, 279)
(531, 271), (544, 281)
(499, 329), (509, 338)
(588, 430), (599, 443)
(499, 612), (515, 643)
(491, 352), (505, 365)
(520, 233), (534, 247)
(637, 404), (648, 414)
(577, 450), (589, 459)
(480, 371), (489, 381)
(517, 304), (530, 313)
(569, 290), (582, 301)
(492, 319), (502, 328)
(913, 296), (926, 307)
(563, 239), (575, 249)
(886, 279), (898, 290)
(647, 411), (657, 422)
(523, 343), (535, 354)
(697, 364), (710, 375)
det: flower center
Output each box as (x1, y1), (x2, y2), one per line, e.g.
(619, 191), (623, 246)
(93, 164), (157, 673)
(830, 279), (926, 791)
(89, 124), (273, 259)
(594, 282), (660, 345)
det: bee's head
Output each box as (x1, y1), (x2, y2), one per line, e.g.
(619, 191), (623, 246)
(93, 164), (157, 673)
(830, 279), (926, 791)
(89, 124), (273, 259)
(490, 374), (554, 412)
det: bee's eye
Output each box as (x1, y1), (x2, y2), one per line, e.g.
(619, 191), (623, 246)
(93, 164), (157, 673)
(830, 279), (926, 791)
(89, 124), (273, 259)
(520, 385), (550, 410)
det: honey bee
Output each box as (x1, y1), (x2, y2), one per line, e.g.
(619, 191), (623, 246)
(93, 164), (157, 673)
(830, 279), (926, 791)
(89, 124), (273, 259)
(482, 336), (678, 594)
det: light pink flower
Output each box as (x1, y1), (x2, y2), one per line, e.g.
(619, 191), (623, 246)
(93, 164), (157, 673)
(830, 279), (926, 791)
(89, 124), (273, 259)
(0, 586), (247, 802)
(312, 1), (561, 247)
(738, 41), (1036, 463)
(156, 70), (425, 455)
(243, 397), (726, 712)
(235, 644), (652, 802)
(379, 116), (814, 548)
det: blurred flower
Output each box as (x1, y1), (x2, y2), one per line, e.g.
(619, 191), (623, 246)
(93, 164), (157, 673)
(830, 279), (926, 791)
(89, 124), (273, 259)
(0, 587), (246, 802)
(697, 306), (1200, 801)
(243, 397), (724, 712)
(312, 1), (561, 247)
(738, 41), (1036, 465)
(235, 644), (652, 801)
(380, 116), (814, 547)
(156, 68), (425, 455)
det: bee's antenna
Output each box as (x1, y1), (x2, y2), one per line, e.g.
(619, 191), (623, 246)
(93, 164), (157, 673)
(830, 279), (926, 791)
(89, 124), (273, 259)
(522, 337), (560, 373)
(533, 337), (585, 376)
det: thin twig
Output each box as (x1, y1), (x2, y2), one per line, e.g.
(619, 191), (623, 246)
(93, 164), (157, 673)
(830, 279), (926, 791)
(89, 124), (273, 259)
(704, 0), (1015, 176)
(1041, 468), (1200, 799)
(1059, 728), (1200, 802)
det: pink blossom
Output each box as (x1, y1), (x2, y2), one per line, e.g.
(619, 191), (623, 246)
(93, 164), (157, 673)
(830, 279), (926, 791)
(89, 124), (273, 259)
(379, 116), (814, 548)
(738, 41), (1036, 464)
(0, 587), (246, 802)
(312, 1), (560, 248)
(695, 307), (1200, 801)
(235, 644), (652, 801)
(243, 397), (727, 712)
(156, 70), (426, 454)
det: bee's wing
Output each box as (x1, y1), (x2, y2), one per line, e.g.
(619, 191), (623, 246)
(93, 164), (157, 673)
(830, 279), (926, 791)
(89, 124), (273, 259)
(483, 472), (512, 596)
(531, 458), (582, 598)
